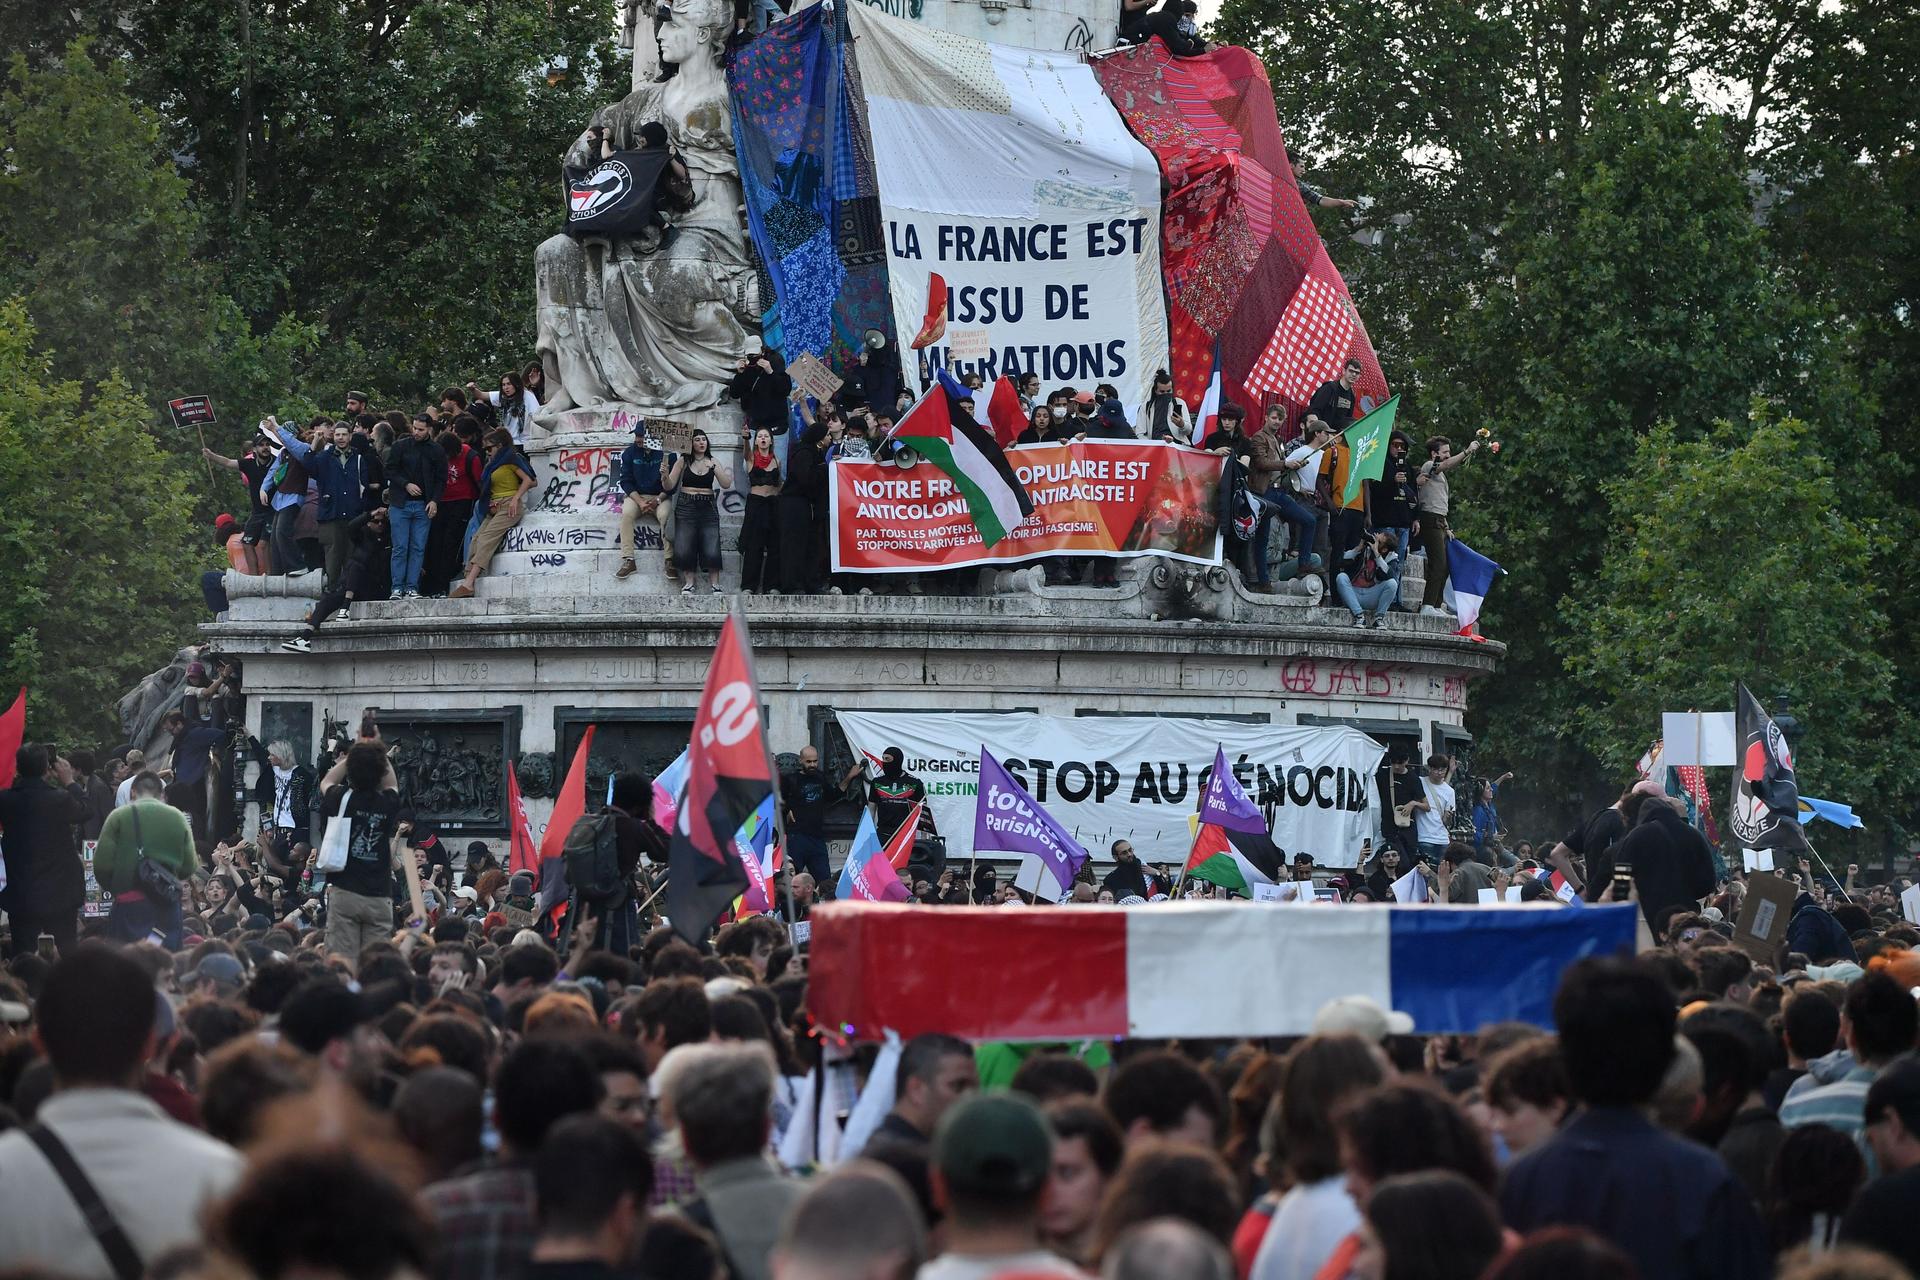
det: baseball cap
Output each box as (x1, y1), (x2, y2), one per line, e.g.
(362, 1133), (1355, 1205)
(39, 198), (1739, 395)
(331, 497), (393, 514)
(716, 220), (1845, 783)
(214, 513), (239, 535)
(630, 417), (650, 435)
(185, 953), (246, 992)
(933, 1093), (1054, 1196)
(1311, 994), (1414, 1041)
(455, 886), (480, 902)
(1073, 390), (1095, 405)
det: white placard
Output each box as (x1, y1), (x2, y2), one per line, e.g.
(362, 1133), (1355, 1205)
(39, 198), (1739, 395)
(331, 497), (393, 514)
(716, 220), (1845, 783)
(1902, 884), (1920, 927)
(1476, 886), (1525, 904)
(1660, 712), (1737, 767)
(1743, 849), (1775, 873)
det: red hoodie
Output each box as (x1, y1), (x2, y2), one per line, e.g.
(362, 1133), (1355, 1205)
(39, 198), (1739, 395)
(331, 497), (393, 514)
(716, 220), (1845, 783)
(442, 444), (482, 502)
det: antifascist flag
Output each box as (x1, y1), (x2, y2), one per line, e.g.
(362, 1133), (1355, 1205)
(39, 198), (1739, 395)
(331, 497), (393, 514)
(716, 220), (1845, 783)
(1730, 682), (1811, 854)
(506, 760), (540, 877)
(889, 368), (1034, 548)
(667, 613), (769, 943)
(1341, 396), (1398, 504)
(563, 149), (670, 238)
(973, 749), (1089, 902)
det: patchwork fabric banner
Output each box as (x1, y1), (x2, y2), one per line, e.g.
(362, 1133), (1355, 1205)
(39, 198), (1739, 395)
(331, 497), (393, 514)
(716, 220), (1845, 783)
(728, 5), (896, 370)
(848, 4), (1170, 407)
(1092, 42), (1388, 420)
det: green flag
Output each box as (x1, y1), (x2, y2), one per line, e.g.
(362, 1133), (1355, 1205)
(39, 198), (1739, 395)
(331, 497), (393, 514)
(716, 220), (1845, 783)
(1341, 395), (1399, 505)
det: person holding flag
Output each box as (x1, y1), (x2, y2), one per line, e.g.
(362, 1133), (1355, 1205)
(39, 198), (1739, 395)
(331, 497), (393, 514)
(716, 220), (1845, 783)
(884, 368), (1034, 550)
(666, 612), (778, 945)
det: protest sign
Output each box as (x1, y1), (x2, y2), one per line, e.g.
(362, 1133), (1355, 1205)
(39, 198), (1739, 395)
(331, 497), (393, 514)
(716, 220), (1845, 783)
(849, 4), (1169, 407)
(830, 441), (1222, 572)
(788, 352), (842, 405)
(81, 841), (112, 919)
(167, 396), (217, 428)
(1732, 871), (1798, 962)
(834, 711), (1386, 867)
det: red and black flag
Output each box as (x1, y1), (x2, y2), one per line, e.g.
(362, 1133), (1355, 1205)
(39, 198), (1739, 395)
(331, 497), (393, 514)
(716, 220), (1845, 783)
(1729, 682), (1810, 854)
(667, 612), (775, 944)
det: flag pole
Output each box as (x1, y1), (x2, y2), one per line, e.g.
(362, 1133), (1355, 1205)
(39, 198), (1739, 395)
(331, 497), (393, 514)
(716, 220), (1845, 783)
(733, 602), (800, 928)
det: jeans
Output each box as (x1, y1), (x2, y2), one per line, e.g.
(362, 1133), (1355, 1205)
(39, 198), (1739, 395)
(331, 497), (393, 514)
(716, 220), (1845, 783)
(271, 503), (306, 573)
(1336, 574), (1399, 619)
(1382, 526), (1411, 560)
(788, 832), (833, 894)
(108, 893), (183, 950)
(389, 499), (430, 594)
(461, 501), (485, 563)
(1420, 512), (1450, 607)
(1250, 489), (1323, 575)
(673, 493), (722, 572)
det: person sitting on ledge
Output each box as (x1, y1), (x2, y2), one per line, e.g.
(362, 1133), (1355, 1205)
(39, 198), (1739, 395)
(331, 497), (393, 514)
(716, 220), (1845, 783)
(450, 429), (535, 600)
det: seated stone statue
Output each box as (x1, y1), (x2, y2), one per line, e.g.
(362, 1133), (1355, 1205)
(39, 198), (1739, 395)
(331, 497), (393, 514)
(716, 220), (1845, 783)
(535, 0), (761, 422)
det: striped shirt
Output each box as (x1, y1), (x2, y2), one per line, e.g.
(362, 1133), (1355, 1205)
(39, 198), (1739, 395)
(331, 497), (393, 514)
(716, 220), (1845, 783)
(1779, 1063), (1879, 1173)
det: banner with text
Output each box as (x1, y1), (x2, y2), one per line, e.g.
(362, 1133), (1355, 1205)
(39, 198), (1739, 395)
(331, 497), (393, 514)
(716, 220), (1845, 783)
(833, 711), (1386, 867)
(848, 3), (1169, 407)
(830, 441), (1222, 572)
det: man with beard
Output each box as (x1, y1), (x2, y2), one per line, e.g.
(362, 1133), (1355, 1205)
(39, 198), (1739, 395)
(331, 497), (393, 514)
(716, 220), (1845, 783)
(781, 746), (862, 895)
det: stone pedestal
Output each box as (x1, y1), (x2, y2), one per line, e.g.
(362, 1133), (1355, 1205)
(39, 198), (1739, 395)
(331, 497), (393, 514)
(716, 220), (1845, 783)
(493, 402), (746, 592)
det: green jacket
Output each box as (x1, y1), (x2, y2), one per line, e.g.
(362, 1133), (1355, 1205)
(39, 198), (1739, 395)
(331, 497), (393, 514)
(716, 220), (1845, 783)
(93, 800), (197, 894)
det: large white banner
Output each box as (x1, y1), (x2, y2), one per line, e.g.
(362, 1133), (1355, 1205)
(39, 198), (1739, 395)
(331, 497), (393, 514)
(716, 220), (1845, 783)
(850, 4), (1169, 407)
(834, 711), (1386, 869)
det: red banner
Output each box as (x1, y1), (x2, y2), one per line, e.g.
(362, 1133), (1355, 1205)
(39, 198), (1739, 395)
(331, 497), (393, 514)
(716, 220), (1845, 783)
(830, 441), (1223, 573)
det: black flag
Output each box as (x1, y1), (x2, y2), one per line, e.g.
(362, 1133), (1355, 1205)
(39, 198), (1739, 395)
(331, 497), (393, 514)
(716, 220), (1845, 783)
(1729, 682), (1810, 854)
(562, 149), (670, 238)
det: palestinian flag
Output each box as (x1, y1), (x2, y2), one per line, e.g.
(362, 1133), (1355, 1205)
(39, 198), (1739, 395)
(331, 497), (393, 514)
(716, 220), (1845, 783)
(888, 368), (1034, 548)
(1185, 820), (1284, 894)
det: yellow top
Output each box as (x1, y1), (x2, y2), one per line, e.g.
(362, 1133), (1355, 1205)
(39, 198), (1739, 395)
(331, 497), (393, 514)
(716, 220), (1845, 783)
(490, 463), (525, 503)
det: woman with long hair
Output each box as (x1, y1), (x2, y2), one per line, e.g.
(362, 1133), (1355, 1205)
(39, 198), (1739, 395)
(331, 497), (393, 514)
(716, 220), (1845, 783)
(1350, 1171), (1507, 1280)
(484, 370), (540, 447)
(738, 426), (782, 593)
(665, 429), (732, 593)
(449, 429), (535, 599)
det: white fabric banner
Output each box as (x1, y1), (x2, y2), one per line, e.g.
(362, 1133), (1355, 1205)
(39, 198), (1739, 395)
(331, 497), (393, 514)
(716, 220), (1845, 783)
(833, 711), (1386, 868)
(850, 4), (1169, 407)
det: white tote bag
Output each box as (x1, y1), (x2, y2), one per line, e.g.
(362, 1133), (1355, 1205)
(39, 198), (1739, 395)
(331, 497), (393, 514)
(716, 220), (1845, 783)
(316, 788), (355, 873)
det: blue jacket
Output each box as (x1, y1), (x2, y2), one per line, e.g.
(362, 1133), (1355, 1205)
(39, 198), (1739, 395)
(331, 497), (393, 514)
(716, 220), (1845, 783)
(475, 447), (536, 516)
(618, 443), (676, 497)
(277, 428), (372, 523)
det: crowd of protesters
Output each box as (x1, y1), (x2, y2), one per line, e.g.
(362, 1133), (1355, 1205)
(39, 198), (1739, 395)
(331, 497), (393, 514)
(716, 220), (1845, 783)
(200, 340), (1481, 626)
(5, 714), (1920, 1280)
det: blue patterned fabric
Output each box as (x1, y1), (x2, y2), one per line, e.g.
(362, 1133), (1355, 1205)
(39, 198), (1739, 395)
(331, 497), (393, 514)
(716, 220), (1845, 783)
(729, 7), (896, 372)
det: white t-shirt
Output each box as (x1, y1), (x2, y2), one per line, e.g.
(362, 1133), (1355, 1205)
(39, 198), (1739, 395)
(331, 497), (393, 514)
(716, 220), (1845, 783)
(1415, 778), (1456, 845)
(1286, 443), (1324, 495)
(487, 388), (540, 447)
(114, 776), (136, 809)
(919, 1251), (1084, 1280)
(1249, 1175), (1360, 1280)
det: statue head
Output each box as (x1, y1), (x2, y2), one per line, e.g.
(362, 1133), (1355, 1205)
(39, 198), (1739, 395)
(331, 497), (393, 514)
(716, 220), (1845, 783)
(659, 0), (730, 68)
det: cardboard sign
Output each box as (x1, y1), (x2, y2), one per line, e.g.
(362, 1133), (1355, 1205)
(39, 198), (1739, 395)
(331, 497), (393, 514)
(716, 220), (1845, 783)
(502, 904), (538, 931)
(168, 395), (217, 428)
(788, 352), (843, 405)
(790, 919), (812, 947)
(1732, 871), (1798, 962)
(645, 418), (693, 454)
(945, 328), (991, 361)
(1901, 884), (1920, 927)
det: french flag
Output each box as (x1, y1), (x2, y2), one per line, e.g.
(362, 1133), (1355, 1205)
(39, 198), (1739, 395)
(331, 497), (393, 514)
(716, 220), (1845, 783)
(1444, 538), (1504, 637)
(808, 901), (1635, 1040)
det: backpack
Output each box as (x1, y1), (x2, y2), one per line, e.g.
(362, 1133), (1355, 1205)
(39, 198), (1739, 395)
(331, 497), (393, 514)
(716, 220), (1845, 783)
(562, 811), (624, 900)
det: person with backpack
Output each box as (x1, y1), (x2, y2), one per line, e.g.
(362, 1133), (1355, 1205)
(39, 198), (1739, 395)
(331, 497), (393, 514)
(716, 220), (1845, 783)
(93, 771), (197, 949)
(560, 771), (666, 956)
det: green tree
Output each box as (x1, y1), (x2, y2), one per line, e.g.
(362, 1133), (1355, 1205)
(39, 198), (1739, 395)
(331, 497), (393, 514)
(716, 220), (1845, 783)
(0, 302), (204, 745)
(1562, 411), (1910, 826)
(120, 0), (621, 400)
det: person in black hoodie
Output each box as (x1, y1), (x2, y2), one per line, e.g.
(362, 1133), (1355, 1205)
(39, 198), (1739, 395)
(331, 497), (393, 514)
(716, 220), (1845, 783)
(385, 414), (446, 598)
(780, 420), (831, 595)
(0, 745), (85, 956)
(1142, 0), (1207, 56)
(1612, 793), (1717, 931)
(282, 507), (393, 653)
(728, 349), (793, 436)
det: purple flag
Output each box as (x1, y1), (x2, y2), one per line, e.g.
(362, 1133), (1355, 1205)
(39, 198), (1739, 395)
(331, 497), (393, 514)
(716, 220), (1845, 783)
(1198, 745), (1269, 835)
(973, 748), (1090, 901)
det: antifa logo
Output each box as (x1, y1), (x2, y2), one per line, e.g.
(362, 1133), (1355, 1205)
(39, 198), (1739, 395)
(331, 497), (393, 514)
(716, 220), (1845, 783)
(569, 160), (632, 221)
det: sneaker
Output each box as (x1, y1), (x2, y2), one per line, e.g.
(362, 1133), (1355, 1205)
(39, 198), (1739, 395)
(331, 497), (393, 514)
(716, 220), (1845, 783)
(828, 586), (844, 595)
(1419, 605), (1446, 617)
(1368, 615), (1386, 628)
(403, 588), (421, 599)
(1347, 612), (1365, 626)
(615, 558), (637, 580)
(710, 583), (723, 594)
(683, 582), (694, 594)
(907, 582), (924, 595)
(665, 562), (681, 581)
(286, 567), (314, 579)
(280, 636), (313, 653)
(857, 587), (874, 597)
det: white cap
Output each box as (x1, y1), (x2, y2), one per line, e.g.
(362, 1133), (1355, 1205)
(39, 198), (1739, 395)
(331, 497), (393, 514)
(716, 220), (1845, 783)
(1312, 994), (1414, 1041)
(454, 886), (480, 902)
